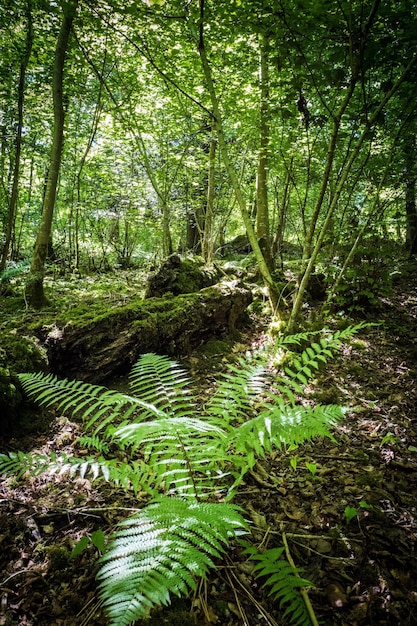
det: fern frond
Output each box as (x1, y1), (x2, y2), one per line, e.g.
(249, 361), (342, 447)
(0, 451), (51, 479)
(0, 450), (155, 495)
(114, 417), (230, 497)
(274, 330), (319, 347)
(207, 357), (269, 422)
(77, 435), (110, 454)
(17, 372), (163, 434)
(232, 403), (344, 458)
(244, 543), (313, 626)
(129, 353), (196, 418)
(97, 496), (247, 626)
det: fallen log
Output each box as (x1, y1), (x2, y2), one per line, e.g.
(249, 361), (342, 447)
(46, 281), (252, 383)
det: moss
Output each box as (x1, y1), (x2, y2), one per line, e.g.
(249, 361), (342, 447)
(46, 545), (71, 573)
(312, 387), (341, 404)
(200, 338), (231, 357)
(0, 333), (47, 436)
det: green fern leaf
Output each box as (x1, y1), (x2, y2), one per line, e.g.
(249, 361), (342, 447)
(207, 358), (268, 422)
(0, 450), (51, 478)
(17, 372), (161, 433)
(114, 417), (230, 497)
(244, 544), (313, 626)
(129, 353), (196, 418)
(97, 496), (247, 626)
(232, 402), (344, 459)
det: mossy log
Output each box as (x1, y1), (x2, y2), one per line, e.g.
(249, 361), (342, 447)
(46, 281), (252, 383)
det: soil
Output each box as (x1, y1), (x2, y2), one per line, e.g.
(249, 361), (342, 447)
(0, 271), (416, 626)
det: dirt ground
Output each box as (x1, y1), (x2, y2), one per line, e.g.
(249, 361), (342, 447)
(0, 272), (416, 626)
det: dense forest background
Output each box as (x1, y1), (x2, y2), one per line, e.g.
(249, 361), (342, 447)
(1, 2), (417, 626)
(1, 0), (416, 325)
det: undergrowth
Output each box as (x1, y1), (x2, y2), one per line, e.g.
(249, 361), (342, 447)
(0, 322), (371, 626)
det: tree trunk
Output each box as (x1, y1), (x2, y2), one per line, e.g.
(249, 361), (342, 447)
(256, 32), (273, 272)
(0, 2), (33, 272)
(287, 55), (417, 331)
(404, 134), (417, 255)
(202, 125), (217, 262)
(287, 4), (416, 331)
(25, 0), (78, 307)
(46, 282), (252, 383)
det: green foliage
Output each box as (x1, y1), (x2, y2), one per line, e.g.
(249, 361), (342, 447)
(244, 544), (313, 626)
(328, 245), (392, 312)
(97, 496), (247, 626)
(0, 325), (367, 624)
(0, 260), (30, 289)
(71, 529), (107, 558)
(344, 500), (373, 524)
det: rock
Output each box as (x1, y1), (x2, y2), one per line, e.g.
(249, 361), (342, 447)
(145, 254), (222, 298)
(0, 334), (47, 436)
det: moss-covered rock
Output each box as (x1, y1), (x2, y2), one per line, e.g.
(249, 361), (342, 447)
(0, 334), (47, 436)
(145, 254), (222, 298)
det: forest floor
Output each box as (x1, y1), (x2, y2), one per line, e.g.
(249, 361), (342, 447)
(0, 268), (417, 626)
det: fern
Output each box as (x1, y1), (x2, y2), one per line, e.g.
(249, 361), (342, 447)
(1, 324), (371, 625)
(244, 543), (313, 626)
(17, 372), (160, 435)
(114, 416), (229, 497)
(207, 356), (269, 422)
(129, 352), (196, 418)
(97, 496), (247, 626)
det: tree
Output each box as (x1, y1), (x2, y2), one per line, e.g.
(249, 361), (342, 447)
(0, 1), (33, 271)
(256, 31), (274, 271)
(25, 0), (79, 308)
(196, 0), (279, 311)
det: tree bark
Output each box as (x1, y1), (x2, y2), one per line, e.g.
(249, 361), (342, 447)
(287, 53), (417, 331)
(25, 0), (78, 307)
(46, 281), (252, 383)
(0, 2), (33, 272)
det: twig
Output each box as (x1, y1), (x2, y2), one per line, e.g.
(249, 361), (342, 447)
(77, 596), (103, 626)
(280, 522), (320, 626)
(224, 555), (280, 626)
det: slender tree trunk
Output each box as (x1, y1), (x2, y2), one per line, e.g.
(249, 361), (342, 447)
(256, 32), (273, 272)
(404, 134), (417, 255)
(202, 125), (217, 262)
(74, 85), (103, 269)
(298, 0), (381, 272)
(0, 2), (33, 272)
(161, 198), (173, 256)
(25, 0), (78, 307)
(287, 54), (417, 331)
(272, 163), (292, 268)
(197, 0), (279, 312)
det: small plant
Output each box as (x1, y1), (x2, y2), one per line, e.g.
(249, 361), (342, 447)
(380, 431), (397, 447)
(327, 243), (391, 313)
(344, 506), (358, 524)
(306, 462), (317, 476)
(0, 324), (368, 625)
(344, 501), (373, 524)
(71, 529), (107, 558)
(244, 544), (313, 626)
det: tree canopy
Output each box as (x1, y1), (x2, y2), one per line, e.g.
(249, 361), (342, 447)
(1, 0), (416, 321)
